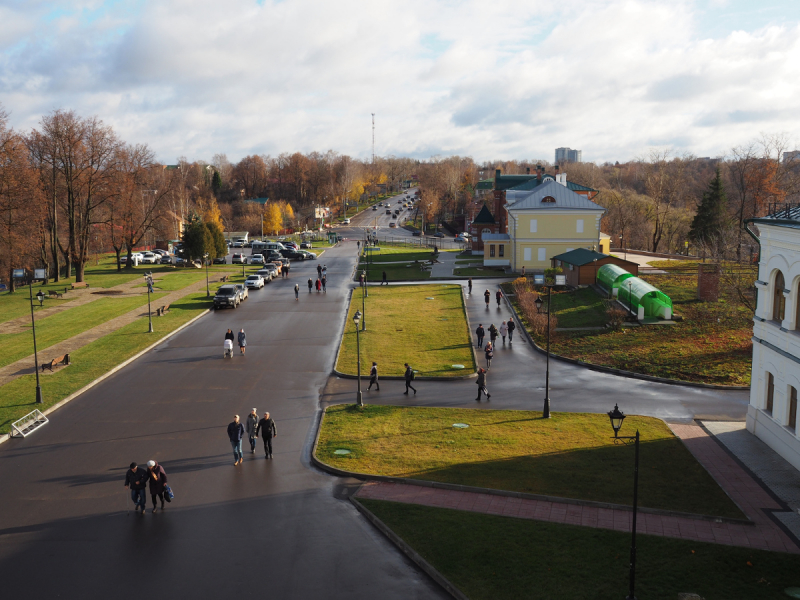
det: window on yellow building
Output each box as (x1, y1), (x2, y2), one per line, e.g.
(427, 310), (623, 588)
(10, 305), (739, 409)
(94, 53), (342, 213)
(499, 245), (504, 257)
(489, 245), (495, 257)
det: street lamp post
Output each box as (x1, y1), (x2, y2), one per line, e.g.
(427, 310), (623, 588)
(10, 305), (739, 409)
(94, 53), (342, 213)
(29, 283), (44, 404)
(145, 273), (154, 333)
(607, 404), (640, 600)
(353, 310), (363, 407)
(204, 253), (210, 297)
(534, 286), (552, 418)
(361, 270), (367, 331)
(620, 235), (625, 261)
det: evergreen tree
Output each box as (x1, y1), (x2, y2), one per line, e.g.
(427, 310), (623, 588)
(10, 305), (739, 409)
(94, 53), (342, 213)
(689, 167), (728, 245)
(182, 215), (213, 260)
(211, 171), (222, 197)
(205, 221), (227, 259)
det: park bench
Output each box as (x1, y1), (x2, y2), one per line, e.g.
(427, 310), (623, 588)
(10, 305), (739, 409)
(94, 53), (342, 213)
(41, 354), (70, 372)
(71, 282), (89, 289)
(220, 275), (229, 282)
(48, 290), (63, 299)
(156, 304), (171, 316)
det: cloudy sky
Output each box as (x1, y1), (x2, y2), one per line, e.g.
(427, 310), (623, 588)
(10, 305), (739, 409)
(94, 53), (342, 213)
(2, 0), (799, 164)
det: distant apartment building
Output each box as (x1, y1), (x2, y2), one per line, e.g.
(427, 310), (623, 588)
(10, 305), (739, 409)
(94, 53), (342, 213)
(783, 151), (800, 163)
(555, 147), (582, 163)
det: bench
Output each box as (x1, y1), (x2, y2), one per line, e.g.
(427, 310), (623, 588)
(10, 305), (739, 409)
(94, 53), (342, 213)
(41, 354), (70, 372)
(220, 275), (229, 283)
(71, 282), (89, 289)
(157, 304), (171, 316)
(48, 290), (63, 299)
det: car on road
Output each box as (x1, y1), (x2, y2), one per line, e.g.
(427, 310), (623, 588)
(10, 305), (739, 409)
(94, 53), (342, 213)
(234, 283), (248, 301)
(232, 241), (244, 248)
(298, 250), (316, 260)
(386, 209), (392, 214)
(342, 218), (351, 224)
(232, 253), (247, 264)
(245, 275), (265, 289)
(250, 254), (265, 265)
(433, 232), (445, 238)
(257, 267), (276, 281)
(372, 206), (378, 211)
(282, 241), (299, 250)
(300, 241), (313, 249)
(412, 231), (422, 236)
(212, 256), (227, 264)
(389, 222), (396, 228)
(213, 285), (239, 309)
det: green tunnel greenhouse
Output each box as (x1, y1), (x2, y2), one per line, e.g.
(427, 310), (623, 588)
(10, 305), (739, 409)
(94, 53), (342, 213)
(597, 264), (673, 320)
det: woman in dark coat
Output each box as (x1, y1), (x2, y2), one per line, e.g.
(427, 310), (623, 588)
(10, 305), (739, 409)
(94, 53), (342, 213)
(476, 368), (490, 401)
(238, 328), (247, 355)
(147, 460), (168, 513)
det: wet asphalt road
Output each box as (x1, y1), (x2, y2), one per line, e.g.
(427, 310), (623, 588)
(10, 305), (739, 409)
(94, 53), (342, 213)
(0, 242), (448, 600)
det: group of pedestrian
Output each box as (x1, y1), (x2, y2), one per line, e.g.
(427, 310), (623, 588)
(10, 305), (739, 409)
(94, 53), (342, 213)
(227, 410), (278, 464)
(124, 460), (170, 514)
(484, 289), (503, 308)
(225, 328), (247, 355)
(363, 362), (416, 395)
(308, 264), (327, 293)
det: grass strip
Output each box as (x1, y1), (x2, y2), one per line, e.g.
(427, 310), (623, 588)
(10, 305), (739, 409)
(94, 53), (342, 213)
(0, 294), (165, 369)
(335, 285), (474, 377)
(318, 405), (743, 518)
(361, 263), (432, 282)
(0, 293), (210, 434)
(360, 500), (797, 600)
(453, 267), (508, 277)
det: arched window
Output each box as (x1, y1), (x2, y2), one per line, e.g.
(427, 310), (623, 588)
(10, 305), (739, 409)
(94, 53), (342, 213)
(766, 372), (774, 414)
(773, 271), (785, 322)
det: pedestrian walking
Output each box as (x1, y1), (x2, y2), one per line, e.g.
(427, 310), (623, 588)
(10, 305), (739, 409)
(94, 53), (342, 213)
(357, 240), (360, 250)
(468, 278), (472, 295)
(246, 408), (259, 454)
(484, 289), (490, 308)
(225, 328), (235, 343)
(322, 265), (327, 279)
(238, 328), (247, 355)
(368, 361), (380, 391)
(382, 271), (388, 285)
(322, 275), (327, 292)
(521, 266), (526, 277)
(403, 363), (417, 395)
(499, 321), (508, 345)
(256, 412), (277, 459)
(488, 323), (498, 345)
(359, 272), (364, 287)
(124, 462), (148, 514)
(317, 264), (322, 280)
(283, 262), (290, 277)
(476, 324), (485, 349)
(507, 318), (516, 343)
(315, 278), (322, 292)
(476, 368), (490, 401)
(227, 415), (245, 466)
(485, 342), (494, 369)
(146, 460), (168, 513)
(308, 277), (313, 293)
(496, 289), (503, 307)
(294, 283), (299, 300)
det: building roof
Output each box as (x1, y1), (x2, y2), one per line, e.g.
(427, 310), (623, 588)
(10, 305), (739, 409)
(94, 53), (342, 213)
(493, 173), (597, 193)
(506, 180), (606, 211)
(244, 197), (270, 205)
(482, 233), (511, 242)
(551, 248), (608, 266)
(476, 179), (494, 190)
(750, 204), (800, 230)
(472, 204), (496, 224)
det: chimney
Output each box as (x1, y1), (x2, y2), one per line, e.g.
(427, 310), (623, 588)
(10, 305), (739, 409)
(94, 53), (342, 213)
(536, 164), (542, 183)
(555, 165), (560, 174)
(526, 167), (531, 175)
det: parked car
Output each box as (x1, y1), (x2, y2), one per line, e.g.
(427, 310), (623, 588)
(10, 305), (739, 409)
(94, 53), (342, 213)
(232, 241), (244, 248)
(412, 231), (422, 237)
(256, 267), (275, 281)
(279, 248), (304, 260)
(343, 218), (351, 224)
(232, 253), (247, 264)
(245, 275), (265, 289)
(212, 256), (227, 264)
(300, 242), (313, 249)
(433, 232), (445, 238)
(118, 252), (144, 265)
(153, 249), (169, 257)
(213, 285), (239, 309)
(250, 254), (265, 265)
(141, 252), (160, 264)
(234, 283), (248, 301)
(298, 250), (316, 260)
(270, 261), (283, 275)
(282, 241), (299, 250)
(173, 256), (185, 265)
(264, 250), (283, 261)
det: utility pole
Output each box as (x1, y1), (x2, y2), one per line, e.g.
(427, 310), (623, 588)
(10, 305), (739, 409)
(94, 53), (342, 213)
(371, 113), (375, 164)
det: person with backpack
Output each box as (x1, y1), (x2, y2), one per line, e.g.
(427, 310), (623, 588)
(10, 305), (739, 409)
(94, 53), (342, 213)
(496, 289), (503, 307)
(484, 342), (494, 369)
(475, 324), (485, 349)
(484, 289), (490, 308)
(507, 318), (516, 343)
(499, 321), (508, 345)
(245, 408), (259, 454)
(146, 460), (168, 513)
(476, 368), (490, 401)
(256, 412), (277, 459)
(368, 361), (380, 391)
(403, 363), (416, 395)
(488, 323), (498, 346)
(124, 462), (149, 514)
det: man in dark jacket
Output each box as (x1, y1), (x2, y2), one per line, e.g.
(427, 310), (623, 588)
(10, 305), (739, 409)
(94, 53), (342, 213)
(382, 271), (388, 285)
(476, 368), (490, 401)
(227, 415), (245, 466)
(507, 318), (516, 343)
(403, 363), (416, 395)
(256, 412), (277, 459)
(245, 408), (259, 454)
(484, 289), (490, 308)
(496, 289), (503, 307)
(124, 462), (148, 513)
(475, 324), (485, 349)
(368, 361), (379, 391)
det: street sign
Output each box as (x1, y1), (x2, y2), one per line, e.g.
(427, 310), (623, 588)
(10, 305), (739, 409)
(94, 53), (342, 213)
(34, 269), (47, 281)
(13, 269), (25, 280)
(555, 275), (566, 286)
(534, 274), (545, 285)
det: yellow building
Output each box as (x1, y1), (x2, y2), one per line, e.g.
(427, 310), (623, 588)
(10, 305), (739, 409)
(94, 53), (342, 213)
(493, 180), (606, 272)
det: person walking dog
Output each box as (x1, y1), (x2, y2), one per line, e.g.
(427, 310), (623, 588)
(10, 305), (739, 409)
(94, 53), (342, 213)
(475, 324), (485, 349)
(484, 289), (490, 308)
(484, 342), (494, 369)
(238, 328), (247, 355)
(403, 363), (417, 395)
(228, 415), (245, 466)
(246, 408), (259, 454)
(476, 368), (490, 401)
(507, 318), (516, 343)
(146, 460), (168, 513)
(499, 321), (508, 345)
(124, 462), (148, 514)
(256, 412), (277, 459)
(368, 361), (380, 391)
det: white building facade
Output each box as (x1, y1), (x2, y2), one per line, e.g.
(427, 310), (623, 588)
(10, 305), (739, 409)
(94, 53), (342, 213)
(747, 208), (800, 471)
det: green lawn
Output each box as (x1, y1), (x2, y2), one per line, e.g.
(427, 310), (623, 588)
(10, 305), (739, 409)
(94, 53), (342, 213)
(0, 292), (210, 434)
(453, 267), (508, 277)
(361, 247), (436, 263)
(550, 287), (608, 327)
(318, 405), (742, 518)
(0, 294), (165, 369)
(335, 285), (474, 377)
(361, 500), (798, 600)
(361, 263), (432, 282)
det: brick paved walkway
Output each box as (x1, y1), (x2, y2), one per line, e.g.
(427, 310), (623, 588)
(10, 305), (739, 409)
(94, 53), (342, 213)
(355, 423), (800, 554)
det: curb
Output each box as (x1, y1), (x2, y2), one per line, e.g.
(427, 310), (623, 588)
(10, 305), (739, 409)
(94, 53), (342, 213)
(310, 406), (753, 527)
(350, 496), (469, 600)
(0, 308), (210, 446)
(500, 288), (750, 391)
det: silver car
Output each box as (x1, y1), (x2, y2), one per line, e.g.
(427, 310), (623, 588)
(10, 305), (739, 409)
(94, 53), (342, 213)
(234, 284), (248, 301)
(245, 275), (265, 289)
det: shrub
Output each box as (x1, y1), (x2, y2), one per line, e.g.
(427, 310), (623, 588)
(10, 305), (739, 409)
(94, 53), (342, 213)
(605, 300), (627, 331)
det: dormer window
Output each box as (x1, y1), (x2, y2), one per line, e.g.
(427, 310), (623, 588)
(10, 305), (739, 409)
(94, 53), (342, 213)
(541, 196), (556, 203)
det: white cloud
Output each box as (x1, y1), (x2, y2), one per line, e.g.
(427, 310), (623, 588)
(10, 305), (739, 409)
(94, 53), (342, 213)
(1, 0), (800, 163)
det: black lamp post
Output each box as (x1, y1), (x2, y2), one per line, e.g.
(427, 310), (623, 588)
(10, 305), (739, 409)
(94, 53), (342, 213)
(607, 403), (640, 600)
(361, 270), (367, 331)
(353, 310), (363, 407)
(534, 286), (553, 419)
(145, 273), (154, 333)
(29, 283), (44, 404)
